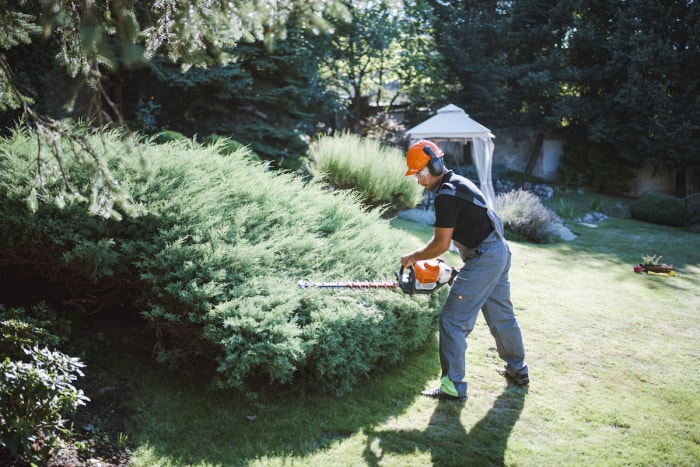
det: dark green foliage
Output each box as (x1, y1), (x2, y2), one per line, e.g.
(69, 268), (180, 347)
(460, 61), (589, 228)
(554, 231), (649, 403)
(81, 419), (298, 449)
(501, 0), (572, 128)
(201, 134), (258, 160)
(684, 195), (700, 225)
(0, 130), (441, 397)
(0, 304), (69, 359)
(495, 189), (563, 244)
(133, 98), (163, 134)
(0, 39), (65, 131)
(557, 142), (636, 194)
(561, 0), (700, 196)
(428, 0), (510, 124)
(0, 304), (89, 464)
(139, 22), (336, 169)
(425, 0), (571, 130)
(629, 193), (687, 227)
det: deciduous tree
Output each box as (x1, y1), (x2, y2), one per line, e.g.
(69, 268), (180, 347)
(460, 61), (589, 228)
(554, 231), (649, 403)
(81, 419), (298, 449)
(318, 0), (446, 136)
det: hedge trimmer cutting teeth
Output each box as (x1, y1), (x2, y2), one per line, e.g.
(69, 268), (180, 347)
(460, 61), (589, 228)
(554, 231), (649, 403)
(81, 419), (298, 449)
(297, 259), (458, 295)
(297, 280), (398, 290)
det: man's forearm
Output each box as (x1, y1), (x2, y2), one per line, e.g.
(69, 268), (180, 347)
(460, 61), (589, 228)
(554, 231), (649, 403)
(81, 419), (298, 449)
(405, 242), (447, 263)
(401, 226), (454, 267)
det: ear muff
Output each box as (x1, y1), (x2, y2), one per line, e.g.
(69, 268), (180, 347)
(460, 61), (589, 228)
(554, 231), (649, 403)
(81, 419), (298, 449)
(423, 145), (444, 176)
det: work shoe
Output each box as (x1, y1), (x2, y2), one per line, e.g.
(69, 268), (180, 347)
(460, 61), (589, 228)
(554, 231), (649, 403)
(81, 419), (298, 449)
(498, 366), (529, 386)
(420, 387), (467, 401)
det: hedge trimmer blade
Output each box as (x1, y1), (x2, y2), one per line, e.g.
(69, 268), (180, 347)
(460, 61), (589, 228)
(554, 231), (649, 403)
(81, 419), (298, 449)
(297, 280), (397, 290)
(297, 259), (458, 295)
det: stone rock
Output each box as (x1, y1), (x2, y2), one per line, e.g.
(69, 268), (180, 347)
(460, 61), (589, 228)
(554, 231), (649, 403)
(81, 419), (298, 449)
(551, 223), (578, 241)
(579, 212), (608, 223)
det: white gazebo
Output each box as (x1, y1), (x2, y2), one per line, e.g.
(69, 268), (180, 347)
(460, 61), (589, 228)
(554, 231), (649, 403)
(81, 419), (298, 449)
(405, 104), (496, 208)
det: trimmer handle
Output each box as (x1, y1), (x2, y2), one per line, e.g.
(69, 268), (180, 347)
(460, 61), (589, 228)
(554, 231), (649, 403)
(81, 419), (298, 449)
(396, 264), (415, 295)
(396, 263), (434, 295)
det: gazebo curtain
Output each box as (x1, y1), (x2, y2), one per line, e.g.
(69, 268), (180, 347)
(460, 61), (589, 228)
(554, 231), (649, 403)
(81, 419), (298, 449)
(471, 136), (496, 209)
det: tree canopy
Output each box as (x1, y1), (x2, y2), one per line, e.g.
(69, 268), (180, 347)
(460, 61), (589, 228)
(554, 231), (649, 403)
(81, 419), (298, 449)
(429, 0), (699, 196)
(0, 0), (350, 215)
(562, 0), (700, 196)
(2, 0), (699, 200)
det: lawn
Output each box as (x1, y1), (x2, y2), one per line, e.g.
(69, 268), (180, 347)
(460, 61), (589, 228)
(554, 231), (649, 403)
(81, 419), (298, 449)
(105, 213), (699, 466)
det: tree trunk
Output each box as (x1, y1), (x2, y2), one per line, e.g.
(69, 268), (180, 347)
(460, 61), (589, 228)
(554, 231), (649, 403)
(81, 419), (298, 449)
(524, 133), (544, 175)
(675, 167), (687, 198)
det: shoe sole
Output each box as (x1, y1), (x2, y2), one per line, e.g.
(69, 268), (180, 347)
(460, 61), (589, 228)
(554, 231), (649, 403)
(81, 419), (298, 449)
(498, 369), (529, 386)
(420, 390), (467, 401)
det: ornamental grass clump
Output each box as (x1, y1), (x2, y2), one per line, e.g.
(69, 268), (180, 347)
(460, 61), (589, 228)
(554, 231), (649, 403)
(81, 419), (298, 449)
(307, 132), (423, 217)
(495, 189), (563, 243)
(0, 129), (443, 397)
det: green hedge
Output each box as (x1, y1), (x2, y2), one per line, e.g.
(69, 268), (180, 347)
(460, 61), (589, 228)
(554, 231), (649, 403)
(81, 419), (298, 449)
(0, 130), (443, 396)
(629, 193), (687, 227)
(556, 143), (636, 194)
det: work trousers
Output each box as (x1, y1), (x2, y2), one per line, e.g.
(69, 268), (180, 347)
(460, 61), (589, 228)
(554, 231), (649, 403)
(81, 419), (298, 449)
(439, 231), (527, 391)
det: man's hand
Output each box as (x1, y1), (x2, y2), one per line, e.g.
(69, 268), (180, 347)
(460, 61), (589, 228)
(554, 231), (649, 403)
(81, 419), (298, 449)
(400, 227), (454, 269)
(401, 227), (454, 268)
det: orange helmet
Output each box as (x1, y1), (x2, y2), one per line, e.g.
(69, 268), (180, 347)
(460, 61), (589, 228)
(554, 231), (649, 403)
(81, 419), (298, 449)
(413, 259), (442, 285)
(405, 140), (443, 176)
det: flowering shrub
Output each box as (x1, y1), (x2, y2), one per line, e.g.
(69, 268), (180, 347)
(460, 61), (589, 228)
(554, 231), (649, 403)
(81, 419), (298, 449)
(495, 189), (563, 243)
(0, 305), (89, 464)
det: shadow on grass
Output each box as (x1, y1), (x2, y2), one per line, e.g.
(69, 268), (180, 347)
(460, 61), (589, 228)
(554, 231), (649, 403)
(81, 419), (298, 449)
(124, 336), (442, 465)
(363, 385), (528, 466)
(122, 216), (696, 465)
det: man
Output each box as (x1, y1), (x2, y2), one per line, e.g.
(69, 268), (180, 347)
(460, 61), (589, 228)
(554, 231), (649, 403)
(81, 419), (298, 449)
(400, 140), (528, 401)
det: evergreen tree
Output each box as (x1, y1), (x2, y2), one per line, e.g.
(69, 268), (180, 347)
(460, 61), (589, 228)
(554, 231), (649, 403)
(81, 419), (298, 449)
(138, 22), (336, 168)
(428, 0), (573, 130)
(0, 0), (349, 214)
(502, 0), (572, 128)
(562, 0), (700, 196)
(427, 0), (511, 124)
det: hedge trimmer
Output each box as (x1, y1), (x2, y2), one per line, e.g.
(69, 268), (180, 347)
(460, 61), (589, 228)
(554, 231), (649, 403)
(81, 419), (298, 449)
(297, 259), (458, 295)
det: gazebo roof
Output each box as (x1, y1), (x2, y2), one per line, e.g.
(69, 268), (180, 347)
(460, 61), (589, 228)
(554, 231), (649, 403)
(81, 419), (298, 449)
(405, 104), (494, 140)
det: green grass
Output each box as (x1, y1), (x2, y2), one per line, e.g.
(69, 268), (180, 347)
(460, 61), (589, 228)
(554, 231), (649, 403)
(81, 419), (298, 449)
(112, 214), (699, 466)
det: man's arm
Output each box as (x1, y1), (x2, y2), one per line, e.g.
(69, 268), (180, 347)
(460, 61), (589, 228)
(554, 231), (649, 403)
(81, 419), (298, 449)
(400, 227), (454, 267)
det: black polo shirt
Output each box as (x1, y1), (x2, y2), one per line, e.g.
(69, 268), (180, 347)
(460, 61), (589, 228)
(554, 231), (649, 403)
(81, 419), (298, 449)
(433, 171), (494, 249)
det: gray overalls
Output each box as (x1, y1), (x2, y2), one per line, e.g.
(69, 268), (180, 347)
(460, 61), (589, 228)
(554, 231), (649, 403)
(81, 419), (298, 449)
(436, 176), (527, 398)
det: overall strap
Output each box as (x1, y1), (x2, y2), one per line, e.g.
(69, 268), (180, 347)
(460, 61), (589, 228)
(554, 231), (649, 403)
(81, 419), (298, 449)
(437, 181), (504, 240)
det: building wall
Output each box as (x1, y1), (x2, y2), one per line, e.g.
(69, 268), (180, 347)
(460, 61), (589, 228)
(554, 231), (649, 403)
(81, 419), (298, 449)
(491, 128), (537, 174)
(541, 139), (565, 181)
(490, 127), (698, 197)
(628, 165), (696, 197)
